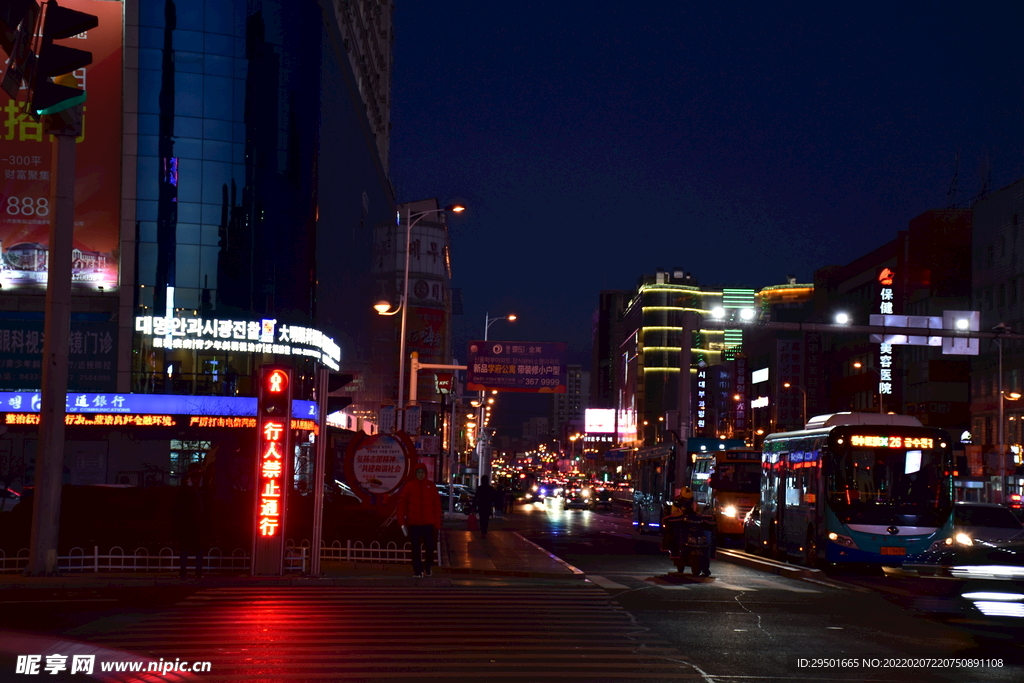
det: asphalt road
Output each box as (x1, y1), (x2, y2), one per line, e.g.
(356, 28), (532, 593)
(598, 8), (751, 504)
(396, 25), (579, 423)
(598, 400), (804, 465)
(3, 498), (1023, 682)
(512, 497), (1024, 683)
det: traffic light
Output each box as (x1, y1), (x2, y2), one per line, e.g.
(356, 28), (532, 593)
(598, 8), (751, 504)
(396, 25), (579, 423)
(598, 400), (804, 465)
(0, 0), (40, 99)
(30, 0), (97, 117)
(258, 365), (293, 420)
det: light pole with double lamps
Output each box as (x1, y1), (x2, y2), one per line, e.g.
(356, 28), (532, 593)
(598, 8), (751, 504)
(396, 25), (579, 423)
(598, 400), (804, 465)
(374, 203), (465, 431)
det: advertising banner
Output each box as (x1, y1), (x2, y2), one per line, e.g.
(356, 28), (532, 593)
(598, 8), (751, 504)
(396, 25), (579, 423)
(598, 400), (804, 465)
(0, 0), (123, 291)
(467, 340), (567, 393)
(0, 318), (116, 390)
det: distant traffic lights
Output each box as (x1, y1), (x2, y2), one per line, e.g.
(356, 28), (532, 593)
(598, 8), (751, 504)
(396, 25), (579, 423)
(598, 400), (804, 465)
(30, 0), (97, 116)
(0, 0), (40, 100)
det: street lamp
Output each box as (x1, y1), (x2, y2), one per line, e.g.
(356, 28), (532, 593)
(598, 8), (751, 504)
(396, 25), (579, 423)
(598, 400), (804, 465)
(782, 382), (807, 429)
(995, 322), (1020, 503)
(484, 312), (516, 341)
(374, 203), (465, 431)
(476, 312), (515, 483)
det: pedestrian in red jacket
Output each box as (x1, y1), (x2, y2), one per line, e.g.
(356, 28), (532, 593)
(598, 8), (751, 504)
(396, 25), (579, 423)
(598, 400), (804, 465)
(397, 465), (442, 577)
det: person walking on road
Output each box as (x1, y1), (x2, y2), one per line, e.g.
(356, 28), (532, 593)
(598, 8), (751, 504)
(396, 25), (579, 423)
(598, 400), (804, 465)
(473, 475), (497, 537)
(173, 463), (207, 578)
(397, 465), (443, 577)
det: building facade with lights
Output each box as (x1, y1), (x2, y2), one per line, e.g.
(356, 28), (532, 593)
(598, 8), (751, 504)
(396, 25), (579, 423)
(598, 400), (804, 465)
(606, 269), (756, 449)
(970, 179), (1024, 500)
(0, 0), (397, 494)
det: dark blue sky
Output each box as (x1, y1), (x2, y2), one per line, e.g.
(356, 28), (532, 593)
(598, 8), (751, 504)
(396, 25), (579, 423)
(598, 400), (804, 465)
(391, 2), (1024, 378)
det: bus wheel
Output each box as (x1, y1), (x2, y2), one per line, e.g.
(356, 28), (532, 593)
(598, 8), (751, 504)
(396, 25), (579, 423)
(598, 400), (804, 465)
(804, 529), (818, 568)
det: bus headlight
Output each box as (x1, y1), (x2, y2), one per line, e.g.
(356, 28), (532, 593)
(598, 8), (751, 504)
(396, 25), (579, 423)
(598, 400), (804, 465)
(722, 505), (738, 518)
(827, 531), (858, 549)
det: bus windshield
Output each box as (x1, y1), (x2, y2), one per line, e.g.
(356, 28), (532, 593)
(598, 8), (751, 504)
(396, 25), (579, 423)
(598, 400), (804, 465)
(712, 462), (760, 493)
(827, 447), (951, 526)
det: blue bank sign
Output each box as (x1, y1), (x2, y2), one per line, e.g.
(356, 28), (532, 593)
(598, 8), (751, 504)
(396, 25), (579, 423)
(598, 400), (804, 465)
(467, 341), (567, 393)
(0, 392), (318, 419)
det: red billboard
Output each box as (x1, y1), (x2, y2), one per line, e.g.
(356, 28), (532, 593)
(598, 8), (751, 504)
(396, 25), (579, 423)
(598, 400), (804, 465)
(0, 0), (123, 291)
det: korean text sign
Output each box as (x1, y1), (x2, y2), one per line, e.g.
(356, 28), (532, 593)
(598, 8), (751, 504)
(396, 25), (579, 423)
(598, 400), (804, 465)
(467, 341), (567, 393)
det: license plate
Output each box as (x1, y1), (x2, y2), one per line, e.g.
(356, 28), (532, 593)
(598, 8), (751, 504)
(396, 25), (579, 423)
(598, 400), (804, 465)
(880, 546), (906, 556)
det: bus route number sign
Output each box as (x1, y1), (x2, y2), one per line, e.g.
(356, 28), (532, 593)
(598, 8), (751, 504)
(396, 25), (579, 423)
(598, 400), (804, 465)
(850, 435), (934, 450)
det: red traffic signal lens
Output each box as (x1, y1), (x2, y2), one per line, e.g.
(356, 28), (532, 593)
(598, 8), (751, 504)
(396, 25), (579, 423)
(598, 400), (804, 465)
(267, 370), (289, 393)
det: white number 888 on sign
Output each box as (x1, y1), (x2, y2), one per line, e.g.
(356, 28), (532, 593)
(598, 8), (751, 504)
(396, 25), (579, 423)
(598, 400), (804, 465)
(6, 196), (50, 216)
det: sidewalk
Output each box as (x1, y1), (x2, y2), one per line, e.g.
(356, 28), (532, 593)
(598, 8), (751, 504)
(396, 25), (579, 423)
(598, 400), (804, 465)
(0, 521), (584, 591)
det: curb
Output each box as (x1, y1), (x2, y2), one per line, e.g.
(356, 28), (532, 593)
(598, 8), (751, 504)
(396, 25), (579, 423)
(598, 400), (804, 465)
(513, 532), (587, 579)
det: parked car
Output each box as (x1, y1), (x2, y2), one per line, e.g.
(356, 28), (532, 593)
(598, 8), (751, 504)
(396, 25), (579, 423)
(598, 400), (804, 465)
(0, 487), (20, 512)
(742, 502), (761, 554)
(437, 485), (471, 513)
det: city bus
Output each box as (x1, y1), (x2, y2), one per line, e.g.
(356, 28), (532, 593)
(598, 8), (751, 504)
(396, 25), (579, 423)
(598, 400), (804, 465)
(756, 412), (954, 567)
(690, 449), (761, 537)
(629, 445), (675, 531)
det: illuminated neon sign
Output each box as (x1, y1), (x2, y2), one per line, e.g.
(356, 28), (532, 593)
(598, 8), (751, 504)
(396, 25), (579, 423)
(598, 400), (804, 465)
(850, 435), (934, 449)
(253, 365), (292, 576)
(135, 315), (341, 370)
(5, 413), (176, 426)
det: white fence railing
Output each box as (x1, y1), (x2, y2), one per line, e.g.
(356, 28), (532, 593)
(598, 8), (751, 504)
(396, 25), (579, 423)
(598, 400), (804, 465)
(0, 539), (440, 574)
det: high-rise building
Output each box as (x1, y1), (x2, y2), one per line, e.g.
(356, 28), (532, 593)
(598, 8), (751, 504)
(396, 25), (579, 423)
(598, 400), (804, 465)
(608, 268), (756, 448)
(0, 0), (396, 488)
(550, 364), (588, 439)
(971, 180), (1024, 500)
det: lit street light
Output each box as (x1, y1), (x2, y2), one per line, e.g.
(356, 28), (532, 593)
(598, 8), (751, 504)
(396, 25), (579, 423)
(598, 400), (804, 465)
(374, 203), (464, 431)
(476, 312), (515, 485)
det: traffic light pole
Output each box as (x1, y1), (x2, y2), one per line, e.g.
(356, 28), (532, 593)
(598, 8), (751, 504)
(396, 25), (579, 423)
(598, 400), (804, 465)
(311, 367), (328, 575)
(27, 127), (76, 576)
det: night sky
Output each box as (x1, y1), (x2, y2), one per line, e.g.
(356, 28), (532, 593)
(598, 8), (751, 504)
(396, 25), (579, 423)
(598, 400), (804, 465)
(390, 3), (1024, 431)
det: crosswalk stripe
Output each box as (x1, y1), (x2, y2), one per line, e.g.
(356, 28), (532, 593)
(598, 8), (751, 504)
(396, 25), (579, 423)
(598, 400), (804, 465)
(83, 586), (697, 681)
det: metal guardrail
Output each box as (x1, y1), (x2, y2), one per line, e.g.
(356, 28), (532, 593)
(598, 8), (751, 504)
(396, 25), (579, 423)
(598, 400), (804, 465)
(0, 540), (441, 573)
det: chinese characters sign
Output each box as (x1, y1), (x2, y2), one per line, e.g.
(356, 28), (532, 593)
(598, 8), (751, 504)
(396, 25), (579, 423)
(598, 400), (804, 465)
(0, 319), (115, 390)
(351, 433), (408, 494)
(878, 268), (894, 398)
(0, 0), (123, 291)
(467, 341), (567, 393)
(253, 365), (292, 576)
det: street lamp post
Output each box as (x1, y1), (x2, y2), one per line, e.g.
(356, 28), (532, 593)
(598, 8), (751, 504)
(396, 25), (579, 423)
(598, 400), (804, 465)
(374, 203), (464, 431)
(782, 383), (807, 429)
(476, 313), (515, 485)
(994, 324), (1020, 503)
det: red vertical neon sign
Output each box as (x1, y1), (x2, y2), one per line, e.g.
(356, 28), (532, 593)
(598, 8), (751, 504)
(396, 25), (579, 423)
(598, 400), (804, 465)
(253, 365), (292, 575)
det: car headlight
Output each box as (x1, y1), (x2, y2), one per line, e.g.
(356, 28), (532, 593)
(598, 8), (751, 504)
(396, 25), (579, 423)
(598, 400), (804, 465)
(954, 532), (973, 546)
(722, 505), (737, 518)
(582, 491), (590, 498)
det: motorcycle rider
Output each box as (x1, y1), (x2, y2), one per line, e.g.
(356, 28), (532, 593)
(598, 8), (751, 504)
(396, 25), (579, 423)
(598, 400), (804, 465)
(663, 488), (713, 577)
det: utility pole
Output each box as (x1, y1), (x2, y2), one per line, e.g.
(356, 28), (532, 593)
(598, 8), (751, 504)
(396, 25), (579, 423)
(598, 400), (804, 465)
(28, 111), (78, 575)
